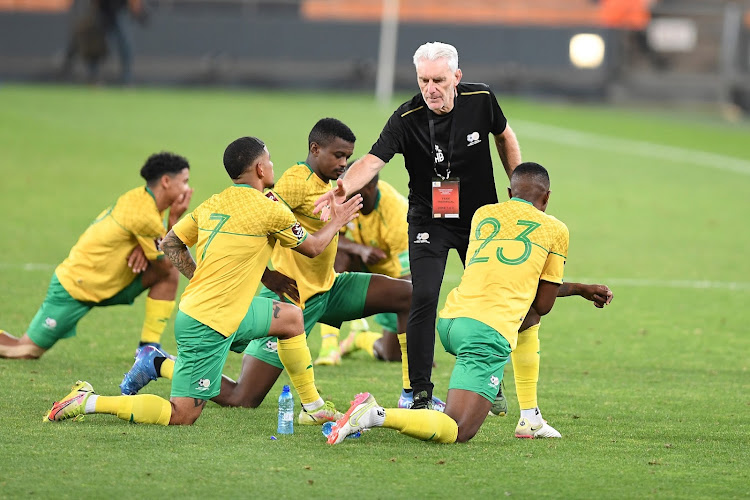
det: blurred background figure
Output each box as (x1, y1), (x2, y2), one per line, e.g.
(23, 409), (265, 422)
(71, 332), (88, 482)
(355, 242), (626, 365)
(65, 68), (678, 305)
(60, 0), (147, 84)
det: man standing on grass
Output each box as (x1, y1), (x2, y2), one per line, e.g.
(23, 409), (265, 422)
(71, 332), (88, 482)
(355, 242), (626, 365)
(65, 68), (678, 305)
(328, 163), (573, 444)
(44, 136), (362, 426)
(1, 152), (192, 360)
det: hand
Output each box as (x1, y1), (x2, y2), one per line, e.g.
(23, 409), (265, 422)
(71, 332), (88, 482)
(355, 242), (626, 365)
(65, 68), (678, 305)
(313, 179), (347, 222)
(170, 188), (194, 221)
(360, 246), (387, 266)
(261, 269), (300, 303)
(328, 193), (363, 227)
(127, 246), (148, 274)
(580, 284), (613, 308)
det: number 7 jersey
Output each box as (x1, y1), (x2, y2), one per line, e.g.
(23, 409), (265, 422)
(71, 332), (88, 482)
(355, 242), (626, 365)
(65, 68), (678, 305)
(439, 198), (569, 349)
(171, 184), (307, 337)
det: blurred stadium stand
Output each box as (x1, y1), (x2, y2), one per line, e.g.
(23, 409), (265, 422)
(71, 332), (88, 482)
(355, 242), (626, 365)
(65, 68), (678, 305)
(0, 0), (748, 112)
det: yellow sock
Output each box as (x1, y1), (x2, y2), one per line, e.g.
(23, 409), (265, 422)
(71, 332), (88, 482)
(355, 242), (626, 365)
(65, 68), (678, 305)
(159, 358), (175, 380)
(383, 408), (457, 443)
(277, 334), (321, 406)
(94, 395), (171, 425)
(319, 324), (340, 349)
(512, 323), (541, 409)
(140, 297), (176, 344)
(398, 333), (410, 390)
(354, 331), (383, 358)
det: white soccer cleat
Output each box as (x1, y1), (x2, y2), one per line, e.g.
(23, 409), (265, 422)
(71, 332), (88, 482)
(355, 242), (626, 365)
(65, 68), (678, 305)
(327, 392), (382, 445)
(514, 417), (561, 439)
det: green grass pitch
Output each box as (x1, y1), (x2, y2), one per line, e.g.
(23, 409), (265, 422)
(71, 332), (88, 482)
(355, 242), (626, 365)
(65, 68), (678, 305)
(0, 84), (748, 498)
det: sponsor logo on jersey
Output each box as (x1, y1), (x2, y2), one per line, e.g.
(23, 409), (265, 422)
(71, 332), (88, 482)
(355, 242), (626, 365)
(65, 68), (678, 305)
(265, 191), (279, 202)
(434, 145), (445, 163)
(466, 131), (481, 147)
(292, 223), (305, 240)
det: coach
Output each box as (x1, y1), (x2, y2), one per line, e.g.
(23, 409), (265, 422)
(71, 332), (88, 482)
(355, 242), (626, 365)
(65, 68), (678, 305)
(316, 41), (521, 409)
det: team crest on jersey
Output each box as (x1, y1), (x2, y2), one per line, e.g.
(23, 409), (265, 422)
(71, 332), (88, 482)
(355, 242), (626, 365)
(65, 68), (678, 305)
(292, 223), (305, 240)
(196, 378), (211, 391)
(44, 317), (57, 330)
(466, 131), (481, 147)
(488, 375), (500, 388)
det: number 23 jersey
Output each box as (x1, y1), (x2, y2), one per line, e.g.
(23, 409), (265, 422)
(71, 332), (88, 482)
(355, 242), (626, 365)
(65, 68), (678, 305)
(439, 198), (569, 349)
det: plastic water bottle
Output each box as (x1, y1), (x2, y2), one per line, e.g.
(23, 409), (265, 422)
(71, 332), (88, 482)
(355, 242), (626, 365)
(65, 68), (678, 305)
(277, 385), (294, 434)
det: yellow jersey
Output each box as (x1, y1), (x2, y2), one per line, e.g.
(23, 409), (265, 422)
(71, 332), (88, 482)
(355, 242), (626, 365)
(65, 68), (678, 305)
(439, 198), (569, 349)
(172, 184), (307, 337)
(345, 180), (410, 278)
(268, 162), (337, 306)
(56, 186), (166, 303)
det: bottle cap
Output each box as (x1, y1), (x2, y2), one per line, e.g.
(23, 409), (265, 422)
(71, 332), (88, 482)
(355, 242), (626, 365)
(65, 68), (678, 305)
(282, 385), (290, 393)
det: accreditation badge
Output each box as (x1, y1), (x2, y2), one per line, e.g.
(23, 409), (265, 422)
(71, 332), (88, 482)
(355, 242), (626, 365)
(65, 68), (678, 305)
(431, 177), (460, 218)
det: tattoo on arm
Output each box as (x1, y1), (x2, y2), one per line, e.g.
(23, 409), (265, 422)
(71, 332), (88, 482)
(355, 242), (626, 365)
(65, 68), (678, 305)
(272, 301), (281, 319)
(161, 231), (196, 279)
(193, 398), (207, 408)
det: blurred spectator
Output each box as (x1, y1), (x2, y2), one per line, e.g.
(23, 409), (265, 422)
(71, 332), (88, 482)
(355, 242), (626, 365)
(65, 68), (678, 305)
(61, 0), (147, 84)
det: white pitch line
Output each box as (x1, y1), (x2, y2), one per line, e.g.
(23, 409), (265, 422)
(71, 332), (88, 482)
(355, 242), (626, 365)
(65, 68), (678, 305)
(0, 262), (55, 272)
(514, 120), (750, 176)
(443, 273), (750, 291)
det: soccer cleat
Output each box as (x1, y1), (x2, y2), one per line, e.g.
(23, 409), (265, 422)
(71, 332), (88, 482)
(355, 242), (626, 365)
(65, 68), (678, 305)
(44, 381), (95, 422)
(136, 342), (175, 360)
(313, 345), (341, 366)
(398, 389), (446, 412)
(327, 392), (382, 445)
(514, 417), (562, 439)
(338, 319), (370, 357)
(487, 384), (508, 417)
(120, 345), (166, 395)
(298, 400), (344, 425)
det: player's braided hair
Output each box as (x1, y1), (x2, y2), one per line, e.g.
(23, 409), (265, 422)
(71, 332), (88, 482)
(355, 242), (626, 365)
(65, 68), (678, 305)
(140, 152), (190, 186)
(308, 118), (356, 148)
(223, 136), (266, 179)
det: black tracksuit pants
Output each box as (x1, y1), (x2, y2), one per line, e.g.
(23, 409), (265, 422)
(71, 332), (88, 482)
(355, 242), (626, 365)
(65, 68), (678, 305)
(407, 219), (470, 397)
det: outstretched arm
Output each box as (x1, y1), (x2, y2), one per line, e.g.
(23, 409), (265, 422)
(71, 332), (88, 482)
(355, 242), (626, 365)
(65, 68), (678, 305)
(494, 125), (521, 179)
(294, 194), (363, 258)
(160, 229), (196, 279)
(558, 282), (613, 308)
(314, 155), (385, 220)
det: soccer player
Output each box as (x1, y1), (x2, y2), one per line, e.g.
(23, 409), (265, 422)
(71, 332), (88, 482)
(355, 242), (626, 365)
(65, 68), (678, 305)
(44, 136), (363, 426)
(117, 119), (431, 412)
(0, 152), (192, 360)
(314, 173), (410, 366)
(328, 162), (571, 444)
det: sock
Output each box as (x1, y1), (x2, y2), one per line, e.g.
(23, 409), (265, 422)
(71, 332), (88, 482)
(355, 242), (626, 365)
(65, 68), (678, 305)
(140, 297), (175, 344)
(512, 323), (540, 410)
(302, 398), (325, 412)
(277, 334), (321, 406)
(156, 357), (174, 379)
(319, 324), (340, 350)
(354, 331), (383, 358)
(94, 394), (171, 425)
(383, 408), (457, 443)
(520, 407), (543, 425)
(398, 333), (410, 391)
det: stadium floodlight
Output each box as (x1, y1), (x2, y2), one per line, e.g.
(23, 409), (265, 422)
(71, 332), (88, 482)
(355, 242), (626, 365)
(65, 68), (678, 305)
(569, 33), (605, 69)
(375, 0), (400, 106)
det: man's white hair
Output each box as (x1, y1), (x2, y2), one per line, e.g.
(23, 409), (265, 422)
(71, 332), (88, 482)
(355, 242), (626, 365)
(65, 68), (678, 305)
(413, 42), (459, 72)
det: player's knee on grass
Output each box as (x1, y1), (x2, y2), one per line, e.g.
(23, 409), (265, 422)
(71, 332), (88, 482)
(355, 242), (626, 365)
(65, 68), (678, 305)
(0, 333), (46, 359)
(445, 390), (492, 443)
(169, 397), (206, 425)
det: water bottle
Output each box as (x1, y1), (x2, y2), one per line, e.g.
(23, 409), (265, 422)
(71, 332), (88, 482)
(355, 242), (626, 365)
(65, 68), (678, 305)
(277, 385), (294, 434)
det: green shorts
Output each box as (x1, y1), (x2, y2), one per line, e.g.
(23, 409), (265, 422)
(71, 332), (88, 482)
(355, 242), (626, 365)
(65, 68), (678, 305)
(374, 312), (398, 333)
(172, 298), (273, 400)
(244, 272), (372, 369)
(437, 317), (512, 402)
(26, 273), (147, 349)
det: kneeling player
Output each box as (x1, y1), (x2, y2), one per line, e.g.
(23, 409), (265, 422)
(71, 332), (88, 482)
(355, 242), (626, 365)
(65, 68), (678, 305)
(328, 162), (570, 444)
